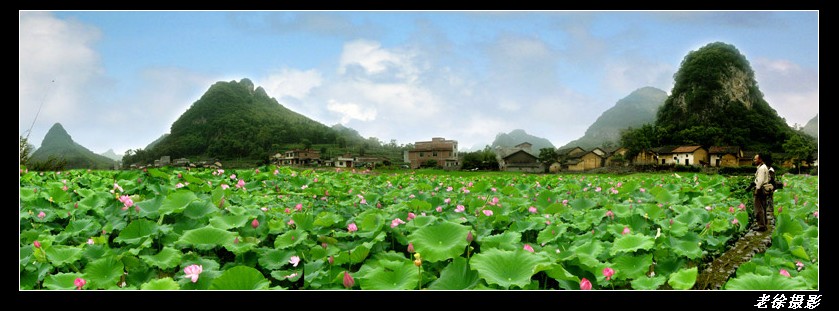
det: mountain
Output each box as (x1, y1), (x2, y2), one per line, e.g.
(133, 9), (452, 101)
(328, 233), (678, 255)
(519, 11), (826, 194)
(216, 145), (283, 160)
(491, 129), (554, 156)
(100, 149), (123, 162)
(128, 78), (365, 164)
(29, 123), (116, 170)
(145, 133), (169, 150)
(559, 86), (668, 150)
(654, 42), (793, 152)
(801, 114), (818, 139)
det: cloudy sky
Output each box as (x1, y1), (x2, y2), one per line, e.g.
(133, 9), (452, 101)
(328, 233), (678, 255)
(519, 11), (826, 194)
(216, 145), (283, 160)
(19, 11), (819, 156)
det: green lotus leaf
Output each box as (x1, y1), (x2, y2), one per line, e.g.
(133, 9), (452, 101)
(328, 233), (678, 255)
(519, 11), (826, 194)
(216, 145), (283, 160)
(799, 265), (818, 289)
(64, 218), (101, 237)
(209, 266), (269, 290)
(20, 187), (37, 202)
(290, 213), (314, 230)
(45, 245), (83, 266)
(159, 191), (198, 215)
(537, 224), (568, 245)
(43, 272), (84, 290)
(470, 248), (547, 289)
(479, 231), (522, 251)
(568, 197), (595, 210)
(313, 212), (341, 227)
(178, 226), (235, 250)
(408, 221), (470, 262)
(426, 257), (479, 290)
(140, 247), (182, 270)
(724, 273), (809, 290)
(208, 215), (248, 230)
(612, 253), (653, 280)
(77, 193), (116, 211)
(84, 256), (124, 289)
(114, 219), (158, 245)
(735, 212), (749, 231)
(667, 267), (697, 290)
(274, 229), (308, 249)
(776, 213), (804, 237)
(544, 263), (579, 283)
(257, 249), (295, 270)
(357, 259), (417, 290)
(669, 232), (703, 259)
(140, 277), (181, 290)
(134, 196), (162, 216)
(183, 200), (218, 219)
(610, 233), (655, 255)
(649, 186), (679, 204)
(631, 275), (666, 290)
(146, 168), (169, 179)
(47, 184), (70, 203)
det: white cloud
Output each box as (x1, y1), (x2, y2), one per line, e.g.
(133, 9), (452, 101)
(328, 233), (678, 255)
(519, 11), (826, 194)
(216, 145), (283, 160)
(261, 68), (323, 100)
(753, 57), (819, 127)
(338, 39), (419, 82)
(19, 12), (105, 146)
(326, 99), (377, 124)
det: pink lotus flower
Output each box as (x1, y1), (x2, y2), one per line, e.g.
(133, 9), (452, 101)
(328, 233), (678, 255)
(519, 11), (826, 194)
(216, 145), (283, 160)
(184, 264), (203, 283)
(562, 199), (568, 205)
(455, 205), (465, 213)
(731, 219), (739, 225)
(446, 186), (453, 192)
(230, 174), (237, 180)
(640, 188), (646, 193)
(705, 206), (712, 211)
(605, 210), (614, 219)
(466, 231), (474, 243)
(796, 261), (805, 271)
(777, 206), (783, 214)
(328, 256), (334, 265)
(87, 238), (94, 245)
(348, 223), (358, 232)
(343, 271), (355, 289)
(580, 278), (592, 290)
(523, 244), (534, 252)
(603, 267), (615, 280)
(74, 278), (86, 290)
(738, 203), (746, 210)
(528, 206), (538, 213)
(62, 185), (68, 191)
(175, 183), (184, 188)
(391, 218), (406, 228)
(33, 240), (41, 248)
(295, 203), (303, 211)
(251, 218), (259, 228)
(407, 242), (415, 253)
(779, 269), (791, 277)
(622, 226), (630, 235)
(236, 179), (246, 189)
(483, 209), (493, 216)
(287, 219), (295, 226)
(407, 212), (416, 220)
(813, 211), (818, 218)
(221, 184), (230, 190)
(729, 207), (735, 213)
(289, 256), (300, 267)
(37, 211), (46, 219)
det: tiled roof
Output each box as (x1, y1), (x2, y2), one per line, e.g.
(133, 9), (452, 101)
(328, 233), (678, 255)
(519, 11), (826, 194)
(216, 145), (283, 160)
(671, 145), (702, 153)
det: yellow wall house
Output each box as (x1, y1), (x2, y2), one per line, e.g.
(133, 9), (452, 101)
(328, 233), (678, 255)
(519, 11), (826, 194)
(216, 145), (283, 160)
(670, 146), (708, 166)
(708, 146), (742, 167)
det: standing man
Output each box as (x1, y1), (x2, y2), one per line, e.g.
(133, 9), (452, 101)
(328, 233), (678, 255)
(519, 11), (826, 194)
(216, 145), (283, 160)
(752, 153), (770, 231)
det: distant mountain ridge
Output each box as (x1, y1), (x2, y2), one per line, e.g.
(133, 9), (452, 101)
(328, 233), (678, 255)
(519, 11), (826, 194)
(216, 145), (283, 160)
(491, 129), (555, 156)
(801, 114), (818, 139)
(100, 149), (123, 162)
(560, 86), (668, 150)
(29, 123), (116, 170)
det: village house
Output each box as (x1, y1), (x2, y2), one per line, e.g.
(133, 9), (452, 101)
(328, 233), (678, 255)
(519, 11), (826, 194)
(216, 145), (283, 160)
(404, 137), (460, 169)
(668, 145), (708, 166)
(277, 149), (321, 166)
(708, 146), (742, 167)
(334, 154), (355, 168)
(496, 142), (542, 173)
(603, 147), (629, 167)
(563, 148), (605, 172)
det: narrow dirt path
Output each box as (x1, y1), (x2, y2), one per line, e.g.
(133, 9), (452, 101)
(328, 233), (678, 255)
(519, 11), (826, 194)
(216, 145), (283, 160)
(693, 213), (775, 290)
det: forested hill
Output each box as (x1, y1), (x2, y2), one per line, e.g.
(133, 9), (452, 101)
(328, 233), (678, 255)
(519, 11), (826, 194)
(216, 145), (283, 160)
(125, 78), (365, 164)
(559, 86), (667, 150)
(801, 114), (818, 139)
(654, 42), (793, 152)
(29, 123), (116, 170)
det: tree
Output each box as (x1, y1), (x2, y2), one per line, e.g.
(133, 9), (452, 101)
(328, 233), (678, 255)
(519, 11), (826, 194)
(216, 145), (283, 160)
(783, 131), (817, 174)
(620, 124), (660, 161)
(19, 136), (34, 167)
(537, 148), (558, 172)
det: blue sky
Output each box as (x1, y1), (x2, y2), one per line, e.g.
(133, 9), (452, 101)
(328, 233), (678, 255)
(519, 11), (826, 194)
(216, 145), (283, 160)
(19, 11), (819, 156)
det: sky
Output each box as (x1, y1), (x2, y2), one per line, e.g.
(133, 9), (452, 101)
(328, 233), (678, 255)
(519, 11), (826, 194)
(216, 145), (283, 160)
(19, 11), (819, 156)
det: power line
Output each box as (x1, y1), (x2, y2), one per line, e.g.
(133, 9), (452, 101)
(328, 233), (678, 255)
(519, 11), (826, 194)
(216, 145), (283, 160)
(24, 79), (54, 141)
